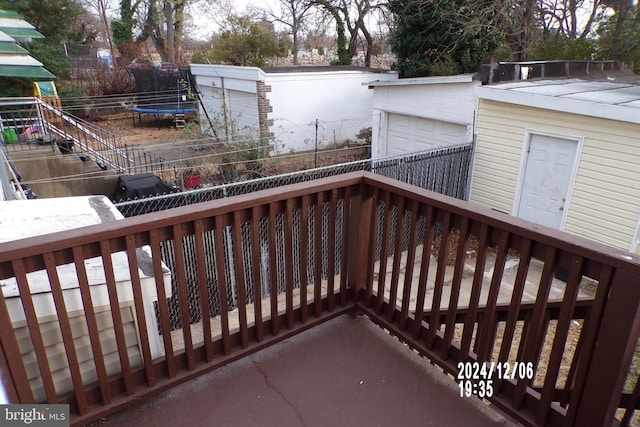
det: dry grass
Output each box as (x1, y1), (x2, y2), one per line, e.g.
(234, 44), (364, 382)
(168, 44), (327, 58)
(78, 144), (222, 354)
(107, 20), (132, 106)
(95, 114), (370, 187)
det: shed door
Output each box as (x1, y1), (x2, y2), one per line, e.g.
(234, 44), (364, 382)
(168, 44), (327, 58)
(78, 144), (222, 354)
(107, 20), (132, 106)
(517, 134), (578, 230)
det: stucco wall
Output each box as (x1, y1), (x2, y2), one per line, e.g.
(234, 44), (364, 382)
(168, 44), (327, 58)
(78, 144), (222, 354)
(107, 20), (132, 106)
(266, 71), (397, 152)
(191, 64), (398, 153)
(471, 98), (640, 250)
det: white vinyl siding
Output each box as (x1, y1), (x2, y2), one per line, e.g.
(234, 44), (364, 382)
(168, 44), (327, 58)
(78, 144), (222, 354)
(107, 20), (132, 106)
(472, 99), (640, 250)
(471, 102), (524, 213)
(15, 304), (142, 402)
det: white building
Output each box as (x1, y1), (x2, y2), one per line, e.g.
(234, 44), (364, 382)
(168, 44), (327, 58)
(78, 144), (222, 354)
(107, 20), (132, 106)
(367, 74), (480, 159)
(190, 64), (398, 153)
(471, 77), (640, 251)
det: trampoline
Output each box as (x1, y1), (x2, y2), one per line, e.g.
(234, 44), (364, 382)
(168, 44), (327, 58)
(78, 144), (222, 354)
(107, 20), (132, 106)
(128, 64), (199, 126)
(131, 103), (197, 124)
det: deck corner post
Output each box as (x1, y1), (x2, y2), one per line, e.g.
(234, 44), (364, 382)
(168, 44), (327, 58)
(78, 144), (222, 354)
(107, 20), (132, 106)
(572, 268), (640, 426)
(346, 182), (376, 303)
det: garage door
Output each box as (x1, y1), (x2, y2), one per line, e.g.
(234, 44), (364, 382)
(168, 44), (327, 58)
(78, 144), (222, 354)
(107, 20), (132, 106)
(386, 113), (468, 157)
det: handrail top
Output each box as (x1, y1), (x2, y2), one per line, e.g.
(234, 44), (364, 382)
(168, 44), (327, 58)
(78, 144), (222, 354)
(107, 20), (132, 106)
(2, 171), (640, 275)
(0, 172), (367, 264)
(363, 172), (640, 273)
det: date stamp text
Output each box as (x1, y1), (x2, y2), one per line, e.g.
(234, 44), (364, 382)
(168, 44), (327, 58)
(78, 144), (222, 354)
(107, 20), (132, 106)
(457, 361), (534, 398)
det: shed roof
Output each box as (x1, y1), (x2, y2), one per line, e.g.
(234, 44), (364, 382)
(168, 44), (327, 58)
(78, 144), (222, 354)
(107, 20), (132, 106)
(366, 73), (477, 88)
(191, 63), (396, 82)
(261, 65), (392, 74)
(476, 77), (640, 125)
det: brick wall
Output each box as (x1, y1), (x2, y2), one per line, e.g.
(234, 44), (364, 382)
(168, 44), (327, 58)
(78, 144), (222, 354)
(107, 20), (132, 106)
(256, 81), (274, 148)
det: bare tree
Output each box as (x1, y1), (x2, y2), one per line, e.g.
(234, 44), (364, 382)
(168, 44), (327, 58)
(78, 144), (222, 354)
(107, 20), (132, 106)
(258, 0), (314, 65)
(189, 0), (237, 40)
(311, 0), (387, 67)
(303, 10), (334, 53)
(82, 0), (118, 62)
(537, 0), (605, 38)
(139, 0), (192, 63)
(451, 0), (607, 61)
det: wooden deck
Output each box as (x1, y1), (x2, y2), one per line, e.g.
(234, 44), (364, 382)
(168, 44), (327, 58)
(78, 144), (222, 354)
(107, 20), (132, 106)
(90, 315), (516, 427)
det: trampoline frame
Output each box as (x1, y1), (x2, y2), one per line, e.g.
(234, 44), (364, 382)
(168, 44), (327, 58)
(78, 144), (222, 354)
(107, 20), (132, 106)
(131, 105), (197, 125)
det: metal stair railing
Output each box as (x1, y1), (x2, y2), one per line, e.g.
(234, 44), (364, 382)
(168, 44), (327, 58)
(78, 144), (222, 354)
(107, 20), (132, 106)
(0, 145), (28, 200)
(36, 98), (132, 172)
(32, 98), (171, 179)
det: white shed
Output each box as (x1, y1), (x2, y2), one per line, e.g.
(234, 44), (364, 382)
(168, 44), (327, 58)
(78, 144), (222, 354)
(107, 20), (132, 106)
(190, 64), (398, 153)
(368, 74), (480, 159)
(471, 77), (640, 251)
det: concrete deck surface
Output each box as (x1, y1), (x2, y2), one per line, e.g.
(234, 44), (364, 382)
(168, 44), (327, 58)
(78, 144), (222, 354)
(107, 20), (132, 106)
(91, 315), (519, 427)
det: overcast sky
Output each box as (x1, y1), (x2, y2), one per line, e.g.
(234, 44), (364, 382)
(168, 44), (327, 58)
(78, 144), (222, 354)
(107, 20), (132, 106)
(189, 0), (282, 40)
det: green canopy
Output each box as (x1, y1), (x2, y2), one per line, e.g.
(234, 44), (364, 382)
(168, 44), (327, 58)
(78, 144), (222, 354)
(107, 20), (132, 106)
(0, 11), (44, 42)
(0, 11), (55, 80)
(0, 65), (55, 79)
(0, 28), (43, 40)
(0, 42), (27, 54)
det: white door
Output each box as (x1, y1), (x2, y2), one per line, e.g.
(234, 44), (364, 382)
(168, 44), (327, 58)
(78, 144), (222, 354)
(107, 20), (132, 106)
(517, 134), (578, 230)
(386, 114), (467, 157)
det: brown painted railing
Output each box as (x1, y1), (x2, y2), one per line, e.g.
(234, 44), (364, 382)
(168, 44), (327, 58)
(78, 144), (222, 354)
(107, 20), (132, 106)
(1, 172), (640, 426)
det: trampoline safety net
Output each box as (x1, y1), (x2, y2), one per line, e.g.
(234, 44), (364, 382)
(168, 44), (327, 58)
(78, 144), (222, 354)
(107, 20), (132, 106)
(128, 65), (198, 114)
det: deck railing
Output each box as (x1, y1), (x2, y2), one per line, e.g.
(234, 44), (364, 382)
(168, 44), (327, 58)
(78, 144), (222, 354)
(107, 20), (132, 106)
(1, 172), (639, 426)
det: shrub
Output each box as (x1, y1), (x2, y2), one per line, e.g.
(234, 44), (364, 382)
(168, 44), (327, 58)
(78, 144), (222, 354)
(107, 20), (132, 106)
(84, 66), (135, 96)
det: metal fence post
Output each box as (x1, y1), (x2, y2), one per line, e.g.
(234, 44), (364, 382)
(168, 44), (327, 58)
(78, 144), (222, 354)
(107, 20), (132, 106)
(124, 142), (131, 173)
(571, 268), (640, 426)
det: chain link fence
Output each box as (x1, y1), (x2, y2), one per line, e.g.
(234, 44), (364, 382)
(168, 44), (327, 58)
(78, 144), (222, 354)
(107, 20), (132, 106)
(372, 144), (473, 259)
(114, 142), (473, 333)
(269, 116), (373, 155)
(116, 143), (472, 217)
(155, 197), (346, 333)
(158, 116), (373, 191)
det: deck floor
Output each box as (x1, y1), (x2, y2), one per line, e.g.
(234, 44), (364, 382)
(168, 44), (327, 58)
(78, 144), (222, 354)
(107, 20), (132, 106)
(90, 315), (519, 427)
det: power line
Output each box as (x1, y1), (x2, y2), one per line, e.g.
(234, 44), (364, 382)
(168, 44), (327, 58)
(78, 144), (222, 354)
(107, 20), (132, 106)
(19, 144), (371, 186)
(4, 118), (370, 164)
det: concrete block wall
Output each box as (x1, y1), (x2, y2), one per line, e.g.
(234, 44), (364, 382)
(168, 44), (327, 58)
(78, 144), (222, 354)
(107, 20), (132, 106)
(8, 146), (119, 198)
